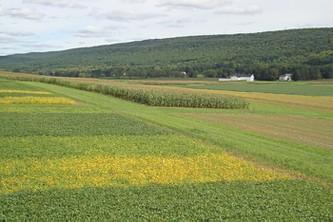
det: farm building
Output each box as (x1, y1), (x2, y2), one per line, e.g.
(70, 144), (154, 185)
(279, 74), (293, 81)
(219, 74), (254, 82)
(181, 71), (187, 77)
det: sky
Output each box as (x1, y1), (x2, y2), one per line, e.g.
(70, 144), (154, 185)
(0, 0), (332, 55)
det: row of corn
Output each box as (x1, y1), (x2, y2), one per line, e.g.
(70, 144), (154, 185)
(2, 74), (249, 109)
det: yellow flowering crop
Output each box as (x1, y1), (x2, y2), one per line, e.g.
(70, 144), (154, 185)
(0, 96), (76, 105)
(0, 153), (293, 195)
(0, 90), (51, 95)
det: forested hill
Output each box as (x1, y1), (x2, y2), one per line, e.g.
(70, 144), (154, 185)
(0, 28), (332, 80)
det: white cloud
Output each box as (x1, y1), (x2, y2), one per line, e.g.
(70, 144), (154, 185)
(0, 7), (45, 20)
(0, 31), (34, 37)
(216, 5), (262, 15)
(75, 25), (118, 38)
(23, 0), (87, 9)
(123, 0), (147, 3)
(0, 36), (15, 43)
(158, 0), (231, 10)
(91, 10), (164, 22)
(21, 43), (61, 49)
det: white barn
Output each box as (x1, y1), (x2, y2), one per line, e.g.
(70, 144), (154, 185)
(219, 74), (254, 82)
(279, 74), (293, 81)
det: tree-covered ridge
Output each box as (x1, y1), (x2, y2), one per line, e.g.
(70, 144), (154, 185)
(0, 28), (332, 80)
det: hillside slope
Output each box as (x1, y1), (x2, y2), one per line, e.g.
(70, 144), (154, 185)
(0, 28), (332, 80)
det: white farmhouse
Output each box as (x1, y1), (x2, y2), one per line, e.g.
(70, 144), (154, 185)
(279, 74), (293, 81)
(219, 74), (254, 82)
(181, 71), (187, 77)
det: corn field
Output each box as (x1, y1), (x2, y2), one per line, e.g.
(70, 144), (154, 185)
(0, 73), (249, 109)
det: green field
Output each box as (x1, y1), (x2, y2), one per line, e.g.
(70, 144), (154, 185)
(0, 75), (333, 220)
(135, 79), (333, 96)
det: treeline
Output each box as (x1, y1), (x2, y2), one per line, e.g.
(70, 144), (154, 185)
(1, 28), (333, 80)
(29, 60), (333, 81)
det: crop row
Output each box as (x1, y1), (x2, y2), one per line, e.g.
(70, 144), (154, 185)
(0, 96), (76, 105)
(85, 84), (248, 109)
(1, 74), (249, 109)
(0, 90), (51, 94)
(2, 180), (332, 221)
(0, 112), (169, 137)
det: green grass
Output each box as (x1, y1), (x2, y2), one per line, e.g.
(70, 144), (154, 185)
(0, 77), (332, 220)
(0, 78), (40, 90)
(170, 80), (333, 96)
(0, 93), (56, 97)
(0, 135), (218, 159)
(0, 113), (169, 137)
